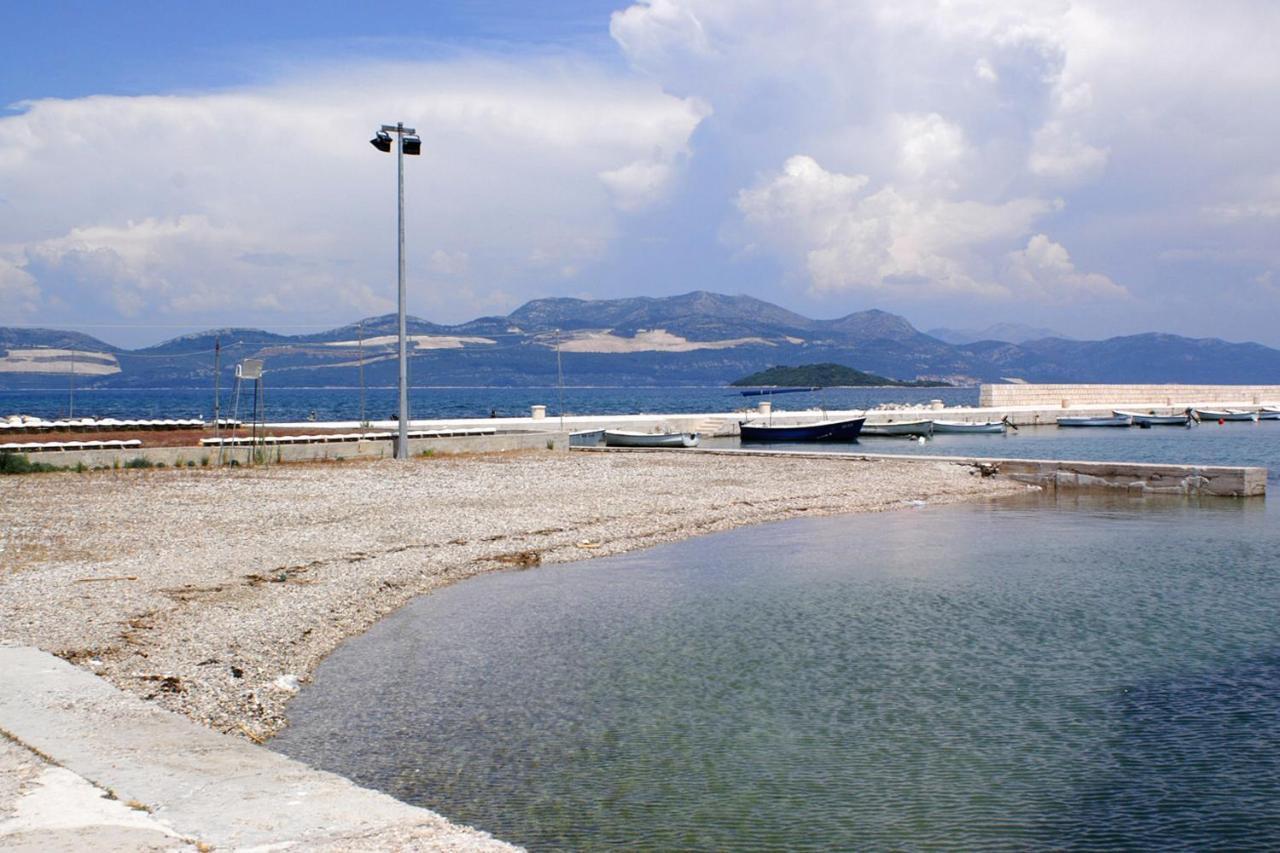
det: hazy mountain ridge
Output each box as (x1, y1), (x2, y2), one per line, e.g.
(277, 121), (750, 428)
(928, 322), (1070, 345)
(4, 292), (1279, 389)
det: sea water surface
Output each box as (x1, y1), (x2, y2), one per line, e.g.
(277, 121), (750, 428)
(274, 470), (1279, 847)
(0, 385), (974, 421)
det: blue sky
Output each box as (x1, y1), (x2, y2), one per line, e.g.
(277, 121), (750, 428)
(3, 1), (1279, 347)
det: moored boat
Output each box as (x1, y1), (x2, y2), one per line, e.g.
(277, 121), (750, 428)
(930, 420), (1007, 434)
(1194, 409), (1259, 422)
(603, 431), (700, 448)
(1257, 406), (1280, 420)
(859, 419), (934, 437)
(738, 417), (865, 443)
(1057, 415), (1132, 427)
(1113, 410), (1192, 426)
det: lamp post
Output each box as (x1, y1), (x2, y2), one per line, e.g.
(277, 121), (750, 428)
(370, 122), (422, 459)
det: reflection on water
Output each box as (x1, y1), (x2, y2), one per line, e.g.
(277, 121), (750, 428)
(273, 493), (1280, 850)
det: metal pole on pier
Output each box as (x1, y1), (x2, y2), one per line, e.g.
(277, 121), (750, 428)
(369, 122), (421, 459)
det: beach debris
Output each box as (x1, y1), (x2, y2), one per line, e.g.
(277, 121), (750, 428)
(493, 549), (541, 568)
(134, 673), (185, 693)
(73, 575), (138, 583)
(575, 540), (602, 549)
(237, 723), (265, 744)
(272, 674), (301, 692)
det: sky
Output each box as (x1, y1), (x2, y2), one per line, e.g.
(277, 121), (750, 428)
(2, 0), (1279, 348)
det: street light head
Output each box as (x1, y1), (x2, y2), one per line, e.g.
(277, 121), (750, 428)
(370, 131), (392, 153)
(402, 135), (422, 156)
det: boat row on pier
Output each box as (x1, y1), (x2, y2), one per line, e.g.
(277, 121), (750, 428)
(1059, 407), (1279, 427)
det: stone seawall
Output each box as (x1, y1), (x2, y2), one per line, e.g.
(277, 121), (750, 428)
(979, 384), (1280, 409)
(3, 430), (568, 469)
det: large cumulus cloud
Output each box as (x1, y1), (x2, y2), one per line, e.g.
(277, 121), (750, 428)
(612, 0), (1280, 339)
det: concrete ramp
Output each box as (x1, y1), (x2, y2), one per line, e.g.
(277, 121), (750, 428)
(0, 647), (513, 851)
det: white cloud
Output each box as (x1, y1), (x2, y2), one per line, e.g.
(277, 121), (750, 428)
(737, 155), (1053, 297)
(1005, 234), (1127, 301)
(0, 257), (40, 320)
(0, 58), (707, 336)
(611, 0), (1280, 334)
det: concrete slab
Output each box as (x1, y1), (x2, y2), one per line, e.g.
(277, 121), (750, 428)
(574, 446), (1267, 497)
(0, 647), (513, 851)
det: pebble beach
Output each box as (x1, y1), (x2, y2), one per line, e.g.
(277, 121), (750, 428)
(0, 450), (1022, 739)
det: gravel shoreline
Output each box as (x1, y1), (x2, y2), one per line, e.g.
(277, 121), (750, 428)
(1, 450), (1023, 740)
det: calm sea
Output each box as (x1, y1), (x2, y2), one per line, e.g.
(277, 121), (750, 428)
(273, 492), (1280, 850)
(0, 385), (975, 422)
(271, 426), (1279, 849)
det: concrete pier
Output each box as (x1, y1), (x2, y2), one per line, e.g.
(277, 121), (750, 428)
(0, 646), (512, 850)
(980, 383), (1280, 409)
(576, 446), (1267, 497)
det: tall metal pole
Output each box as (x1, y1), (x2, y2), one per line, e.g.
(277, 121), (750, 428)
(213, 337), (221, 442)
(358, 322), (366, 427)
(396, 122), (409, 459)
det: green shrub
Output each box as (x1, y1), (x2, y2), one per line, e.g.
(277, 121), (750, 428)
(124, 457), (154, 469)
(0, 452), (61, 475)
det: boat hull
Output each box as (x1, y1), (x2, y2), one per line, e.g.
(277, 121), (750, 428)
(1057, 416), (1132, 427)
(603, 431), (700, 448)
(860, 419), (934, 437)
(1194, 410), (1259, 422)
(930, 420), (1006, 434)
(738, 417), (866, 443)
(1113, 411), (1192, 426)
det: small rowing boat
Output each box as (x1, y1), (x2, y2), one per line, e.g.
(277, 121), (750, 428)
(860, 419), (934, 437)
(1113, 410), (1192, 426)
(738, 417), (866, 443)
(1258, 407), (1280, 420)
(1057, 415), (1132, 427)
(930, 420), (1007, 434)
(603, 431), (700, 448)
(1194, 409), (1259, 422)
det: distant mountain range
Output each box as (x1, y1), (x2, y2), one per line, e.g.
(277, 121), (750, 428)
(4, 291), (1279, 389)
(927, 323), (1072, 345)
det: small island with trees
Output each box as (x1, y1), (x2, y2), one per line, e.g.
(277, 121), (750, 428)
(730, 363), (951, 388)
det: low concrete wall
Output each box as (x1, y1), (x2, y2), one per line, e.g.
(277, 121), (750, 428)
(980, 383), (1280, 408)
(3, 431), (568, 469)
(576, 447), (1267, 497)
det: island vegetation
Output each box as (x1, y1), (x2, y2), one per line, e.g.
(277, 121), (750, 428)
(730, 363), (951, 388)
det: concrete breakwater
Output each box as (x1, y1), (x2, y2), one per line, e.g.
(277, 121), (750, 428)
(578, 446), (1267, 498)
(980, 383), (1280, 409)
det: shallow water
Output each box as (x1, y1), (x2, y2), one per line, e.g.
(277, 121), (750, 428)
(712, 418), (1280, 482)
(273, 493), (1280, 850)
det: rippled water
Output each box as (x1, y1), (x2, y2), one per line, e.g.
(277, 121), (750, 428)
(273, 493), (1280, 850)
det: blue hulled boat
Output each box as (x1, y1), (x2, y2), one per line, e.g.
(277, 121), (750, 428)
(739, 417), (866, 443)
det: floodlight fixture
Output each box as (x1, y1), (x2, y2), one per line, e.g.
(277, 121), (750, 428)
(402, 135), (422, 156)
(370, 130), (392, 152)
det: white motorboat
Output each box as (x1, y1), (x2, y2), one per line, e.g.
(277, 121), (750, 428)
(1057, 415), (1132, 427)
(930, 420), (1008, 434)
(1194, 409), (1259, 422)
(603, 430), (700, 448)
(860, 419), (934, 437)
(1113, 410), (1192, 426)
